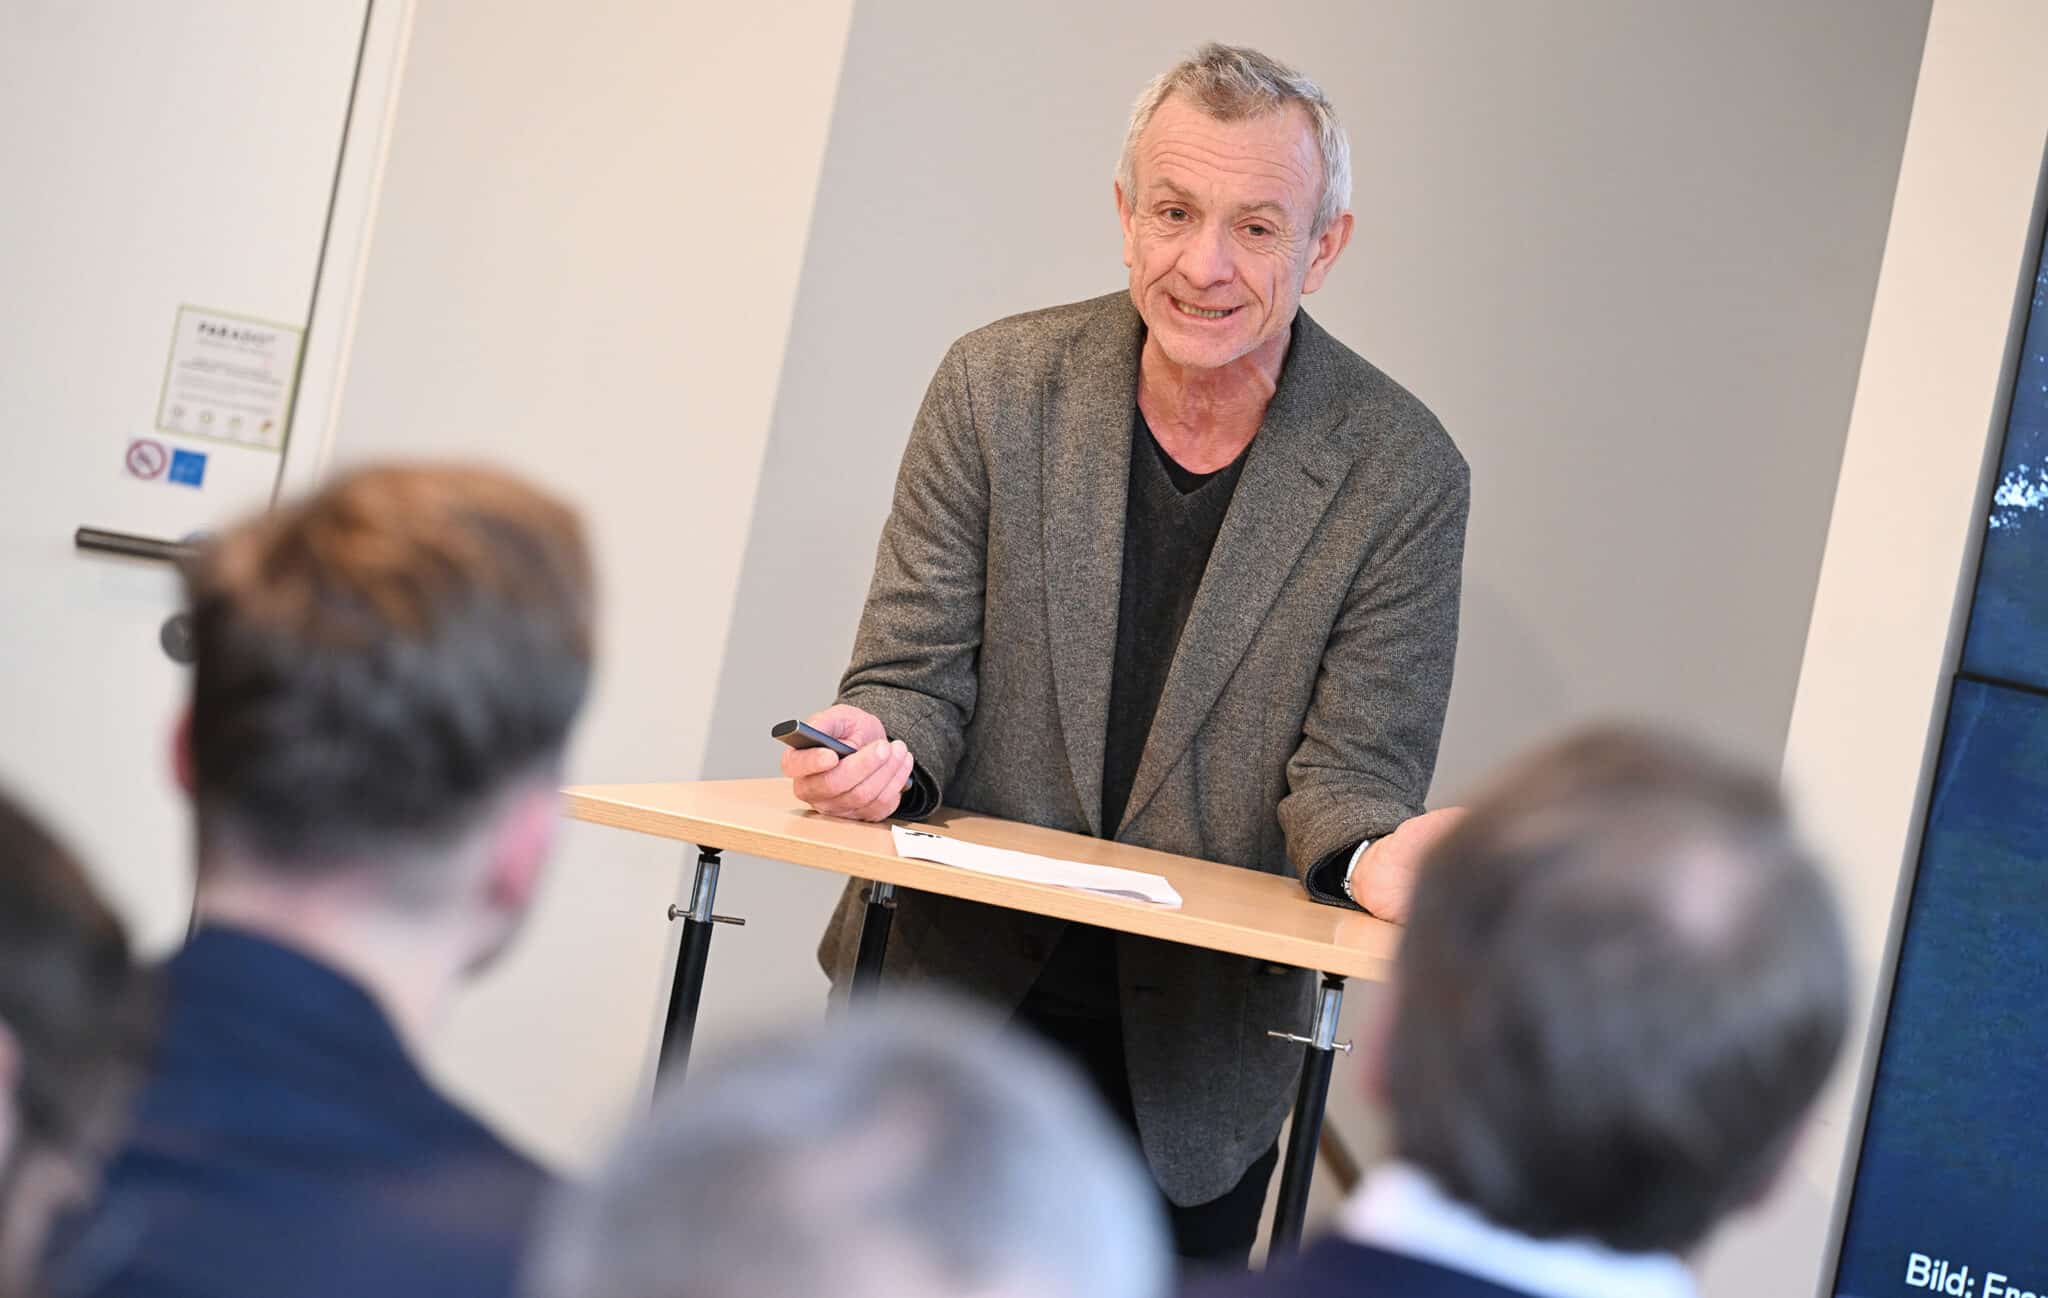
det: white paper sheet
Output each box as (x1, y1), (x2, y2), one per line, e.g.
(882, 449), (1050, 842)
(890, 826), (1183, 907)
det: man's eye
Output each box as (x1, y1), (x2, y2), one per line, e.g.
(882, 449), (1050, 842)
(1245, 224), (1271, 238)
(1164, 208), (1189, 222)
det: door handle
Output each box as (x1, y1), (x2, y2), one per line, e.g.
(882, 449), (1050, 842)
(73, 528), (202, 663)
(73, 527), (198, 565)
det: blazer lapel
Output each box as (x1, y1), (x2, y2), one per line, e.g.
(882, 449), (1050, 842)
(1118, 310), (1356, 835)
(1041, 296), (1145, 836)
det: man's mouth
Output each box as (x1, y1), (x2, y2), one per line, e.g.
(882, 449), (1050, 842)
(1172, 298), (1238, 320)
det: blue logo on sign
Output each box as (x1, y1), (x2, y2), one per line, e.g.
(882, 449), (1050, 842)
(168, 449), (207, 488)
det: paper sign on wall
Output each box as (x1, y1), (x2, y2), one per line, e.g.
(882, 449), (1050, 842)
(155, 306), (303, 452)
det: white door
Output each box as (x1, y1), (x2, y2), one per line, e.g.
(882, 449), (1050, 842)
(0, 2), (411, 950)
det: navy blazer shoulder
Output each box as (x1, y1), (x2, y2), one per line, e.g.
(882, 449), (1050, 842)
(1186, 1237), (1542, 1298)
(48, 927), (553, 1298)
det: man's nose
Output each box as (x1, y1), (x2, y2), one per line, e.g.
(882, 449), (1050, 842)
(1176, 221), (1234, 288)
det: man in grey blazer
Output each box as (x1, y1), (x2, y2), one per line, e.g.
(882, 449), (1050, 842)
(783, 43), (1468, 1264)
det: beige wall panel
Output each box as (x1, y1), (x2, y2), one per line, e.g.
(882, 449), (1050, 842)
(331, 0), (858, 1170)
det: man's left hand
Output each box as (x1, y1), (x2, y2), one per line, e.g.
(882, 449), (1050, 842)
(1347, 807), (1469, 923)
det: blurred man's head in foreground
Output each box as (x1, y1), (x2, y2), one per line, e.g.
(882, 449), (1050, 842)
(1374, 726), (1851, 1255)
(177, 463), (595, 976)
(526, 999), (1171, 1298)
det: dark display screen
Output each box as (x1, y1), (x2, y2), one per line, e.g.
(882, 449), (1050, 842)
(1830, 216), (2048, 1298)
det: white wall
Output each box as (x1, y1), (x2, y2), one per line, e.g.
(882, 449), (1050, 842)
(330, 0), (858, 1171)
(1704, 3), (2048, 1295)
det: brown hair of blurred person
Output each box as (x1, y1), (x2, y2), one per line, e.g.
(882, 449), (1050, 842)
(0, 793), (142, 1296)
(183, 463), (596, 877)
(1378, 726), (1850, 1255)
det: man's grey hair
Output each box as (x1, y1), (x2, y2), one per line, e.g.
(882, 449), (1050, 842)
(523, 999), (1170, 1298)
(1116, 42), (1352, 238)
(1385, 726), (1852, 1255)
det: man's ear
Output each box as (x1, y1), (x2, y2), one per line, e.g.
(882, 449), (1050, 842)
(171, 706), (196, 797)
(1301, 209), (1355, 295)
(483, 783), (560, 915)
(1114, 180), (1137, 269)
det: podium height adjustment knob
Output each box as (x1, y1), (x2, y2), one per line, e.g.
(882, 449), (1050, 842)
(666, 904), (746, 926)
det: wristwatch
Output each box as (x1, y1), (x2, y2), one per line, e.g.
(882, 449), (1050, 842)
(1340, 839), (1373, 907)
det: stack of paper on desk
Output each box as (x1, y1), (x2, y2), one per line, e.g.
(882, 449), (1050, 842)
(890, 825), (1184, 907)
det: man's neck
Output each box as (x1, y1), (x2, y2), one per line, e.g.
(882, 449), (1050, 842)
(1135, 327), (1290, 473)
(194, 865), (468, 1052)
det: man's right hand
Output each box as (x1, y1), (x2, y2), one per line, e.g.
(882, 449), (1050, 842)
(1347, 806), (1469, 923)
(781, 704), (916, 822)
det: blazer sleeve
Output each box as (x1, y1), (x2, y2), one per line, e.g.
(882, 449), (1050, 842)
(835, 339), (987, 803)
(1279, 447), (1470, 902)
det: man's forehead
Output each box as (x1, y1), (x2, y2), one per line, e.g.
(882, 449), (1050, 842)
(1135, 98), (1319, 195)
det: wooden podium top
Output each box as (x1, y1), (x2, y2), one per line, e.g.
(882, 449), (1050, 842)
(565, 778), (1400, 981)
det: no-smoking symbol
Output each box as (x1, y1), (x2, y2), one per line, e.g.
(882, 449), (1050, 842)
(126, 438), (168, 480)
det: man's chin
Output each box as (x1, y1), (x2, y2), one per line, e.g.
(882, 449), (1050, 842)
(1146, 318), (1254, 371)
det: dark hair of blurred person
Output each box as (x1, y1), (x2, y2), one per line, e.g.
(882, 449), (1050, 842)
(0, 792), (143, 1298)
(525, 997), (1172, 1298)
(47, 464), (595, 1298)
(1190, 726), (1851, 1298)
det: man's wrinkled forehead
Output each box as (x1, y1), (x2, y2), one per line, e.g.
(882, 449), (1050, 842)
(1132, 97), (1321, 204)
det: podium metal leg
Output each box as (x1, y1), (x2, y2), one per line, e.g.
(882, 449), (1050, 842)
(1269, 973), (1347, 1257)
(658, 846), (723, 1083)
(849, 881), (896, 1003)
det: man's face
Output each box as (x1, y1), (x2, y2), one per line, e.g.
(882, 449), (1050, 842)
(1118, 96), (1352, 372)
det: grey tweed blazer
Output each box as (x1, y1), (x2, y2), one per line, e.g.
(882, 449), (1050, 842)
(819, 291), (1467, 1204)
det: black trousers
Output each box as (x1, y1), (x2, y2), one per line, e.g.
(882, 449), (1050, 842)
(1013, 936), (1279, 1270)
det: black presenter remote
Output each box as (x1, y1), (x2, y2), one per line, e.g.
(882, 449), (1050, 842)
(770, 718), (858, 757)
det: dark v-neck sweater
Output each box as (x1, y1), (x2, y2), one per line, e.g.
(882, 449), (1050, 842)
(1106, 412), (1367, 913)
(1101, 409), (1249, 833)
(892, 414), (1249, 839)
(1025, 411), (1248, 1020)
